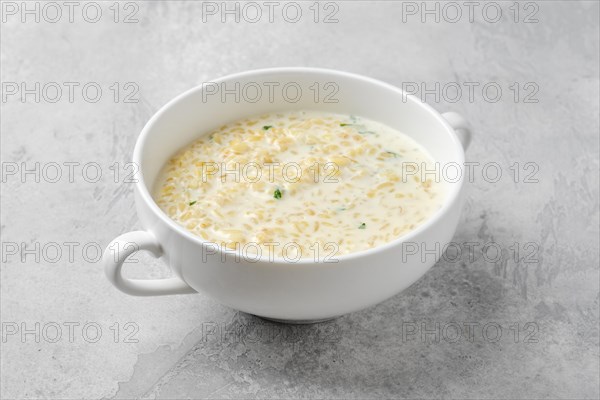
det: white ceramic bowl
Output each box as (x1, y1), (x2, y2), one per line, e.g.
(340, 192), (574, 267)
(103, 67), (471, 322)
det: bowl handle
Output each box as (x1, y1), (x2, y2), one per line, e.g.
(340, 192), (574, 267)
(441, 112), (472, 150)
(102, 231), (196, 296)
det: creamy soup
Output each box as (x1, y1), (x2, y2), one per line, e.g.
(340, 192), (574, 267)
(153, 111), (444, 259)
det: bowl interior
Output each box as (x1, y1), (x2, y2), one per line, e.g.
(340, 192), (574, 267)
(135, 68), (465, 221)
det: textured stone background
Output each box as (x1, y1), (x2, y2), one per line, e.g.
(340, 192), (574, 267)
(1, 1), (599, 398)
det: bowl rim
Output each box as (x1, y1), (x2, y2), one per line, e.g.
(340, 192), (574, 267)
(133, 67), (466, 265)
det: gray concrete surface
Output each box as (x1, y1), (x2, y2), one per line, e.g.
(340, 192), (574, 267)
(1, 1), (599, 399)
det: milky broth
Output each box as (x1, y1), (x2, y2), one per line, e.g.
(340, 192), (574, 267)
(153, 110), (444, 259)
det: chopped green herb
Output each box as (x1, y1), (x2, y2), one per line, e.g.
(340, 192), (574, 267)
(263, 125), (273, 130)
(273, 188), (282, 199)
(358, 222), (366, 229)
(340, 119), (373, 134)
(189, 201), (197, 206)
(337, 207), (347, 211)
(385, 151), (400, 158)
